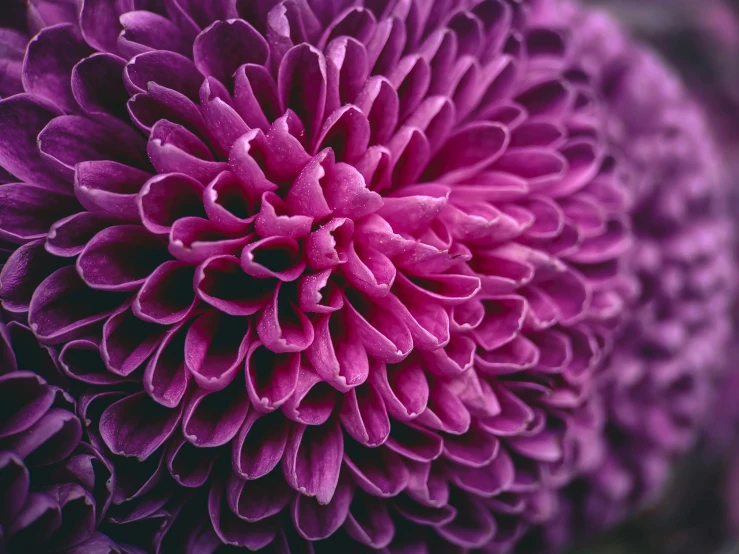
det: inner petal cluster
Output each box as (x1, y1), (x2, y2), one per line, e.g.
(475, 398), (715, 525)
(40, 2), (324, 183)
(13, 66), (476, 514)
(0, 0), (641, 551)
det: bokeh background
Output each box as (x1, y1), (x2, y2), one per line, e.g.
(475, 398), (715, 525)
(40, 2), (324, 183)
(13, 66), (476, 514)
(565, 1), (739, 553)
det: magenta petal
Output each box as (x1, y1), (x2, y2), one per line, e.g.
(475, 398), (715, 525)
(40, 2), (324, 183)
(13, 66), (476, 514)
(282, 364), (336, 425)
(185, 310), (250, 391)
(45, 213), (112, 259)
(437, 493), (497, 548)
(342, 242), (396, 298)
(448, 447), (515, 497)
(38, 116), (148, 179)
(99, 391), (182, 461)
(278, 44), (327, 142)
(443, 426), (500, 468)
(479, 385), (535, 436)
(241, 236), (306, 282)
(199, 79), (250, 157)
(385, 422), (443, 463)
(144, 320), (191, 408)
(77, 225), (168, 291)
(344, 491), (395, 548)
(118, 10), (191, 57)
(137, 172), (205, 235)
(209, 478), (280, 549)
(196, 255), (273, 316)
(416, 381), (471, 435)
(134, 261), (196, 325)
(371, 359), (428, 421)
(227, 470), (293, 523)
(305, 312), (368, 391)
(165, 434), (216, 488)
(193, 19), (269, 84)
(285, 149), (334, 220)
(233, 410), (290, 480)
(256, 283), (315, 353)
(228, 130), (281, 198)
(355, 76), (399, 146)
(202, 170), (255, 233)
(425, 122), (510, 183)
(343, 442), (410, 498)
(292, 473), (353, 540)
(22, 24), (93, 114)
(125, 50), (204, 101)
(316, 105), (371, 163)
(182, 375), (250, 447)
(29, 266), (125, 344)
(71, 53), (129, 120)
(256, 191), (313, 240)
(0, 239), (66, 313)
(305, 217), (354, 270)
(148, 120), (227, 184)
(74, 160), (151, 221)
(233, 64), (280, 131)
(0, 182), (79, 243)
(60, 339), (130, 386)
(0, 94), (65, 193)
(0, 371), (55, 439)
(5, 407), (81, 465)
(245, 342), (300, 412)
(345, 293), (412, 363)
(128, 83), (208, 136)
(169, 217), (252, 264)
(102, 303), (165, 376)
(0, 452), (30, 524)
(339, 384), (390, 447)
(298, 270), (344, 314)
(283, 419), (344, 504)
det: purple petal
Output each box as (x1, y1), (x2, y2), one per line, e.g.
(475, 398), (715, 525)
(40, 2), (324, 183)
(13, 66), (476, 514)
(233, 410), (290, 480)
(245, 342), (300, 412)
(182, 375), (250, 447)
(194, 19), (269, 85)
(143, 320), (191, 408)
(99, 391), (182, 460)
(137, 172), (205, 235)
(0, 239), (66, 313)
(22, 23), (93, 114)
(71, 53), (129, 120)
(0, 182), (79, 243)
(134, 261), (196, 325)
(185, 310), (251, 391)
(283, 419), (344, 505)
(339, 383), (390, 447)
(292, 473), (353, 540)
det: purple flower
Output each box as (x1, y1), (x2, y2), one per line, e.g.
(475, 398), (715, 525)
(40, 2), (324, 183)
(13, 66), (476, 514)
(0, 0), (728, 552)
(520, 2), (735, 549)
(0, 308), (122, 553)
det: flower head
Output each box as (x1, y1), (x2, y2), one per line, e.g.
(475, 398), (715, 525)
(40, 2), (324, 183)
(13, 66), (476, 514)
(0, 0), (725, 552)
(0, 308), (119, 553)
(519, 2), (735, 548)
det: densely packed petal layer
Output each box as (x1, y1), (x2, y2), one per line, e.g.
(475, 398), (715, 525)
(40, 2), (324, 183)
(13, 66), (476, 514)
(0, 0), (725, 552)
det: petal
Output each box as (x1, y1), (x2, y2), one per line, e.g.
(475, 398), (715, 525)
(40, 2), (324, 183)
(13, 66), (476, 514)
(183, 375), (250, 447)
(137, 173), (206, 235)
(169, 217), (252, 264)
(233, 410), (290, 480)
(0, 239), (66, 313)
(5, 407), (82, 466)
(29, 266), (126, 344)
(166, 434), (216, 488)
(124, 50), (204, 101)
(185, 310), (251, 391)
(385, 422), (443, 463)
(233, 64), (280, 131)
(292, 473), (353, 540)
(196, 255), (274, 316)
(74, 160), (151, 221)
(46, 213), (115, 258)
(99, 391), (182, 461)
(0, 94), (65, 193)
(202, 170), (255, 233)
(245, 342), (300, 412)
(60, 339), (131, 386)
(281, 363), (336, 426)
(0, 371), (55, 440)
(134, 261), (197, 325)
(344, 491), (395, 548)
(283, 419), (344, 505)
(344, 292), (412, 363)
(0, 182), (79, 243)
(278, 44), (327, 142)
(118, 10), (191, 57)
(193, 19), (269, 85)
(143, 320), (191, 408)
(22, 23), (93, 114)
(38, 116), (149, 179)
(241, 236), (306, 282)
(77, 225), (169, 291)
(227, 470), (292, 523)
(255, 191), (313, 240)
(101, 303), (165, 376)
(71, 53), (129, 120)
(370, 358), (428, 420)
(343, 441), (410, 498)
(339, 383), (390, 447)
(256, 282), (315, 353)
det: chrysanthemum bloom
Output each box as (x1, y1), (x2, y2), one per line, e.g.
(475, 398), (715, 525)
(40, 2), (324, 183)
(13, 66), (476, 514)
(0, 308), (124, 553)
(0, 0), (666, 552)
(518, 2), (735, 549)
